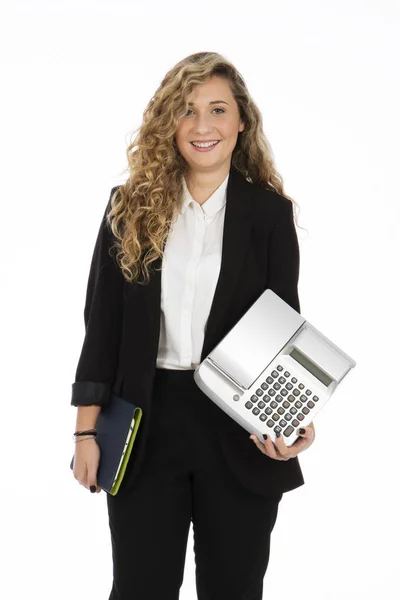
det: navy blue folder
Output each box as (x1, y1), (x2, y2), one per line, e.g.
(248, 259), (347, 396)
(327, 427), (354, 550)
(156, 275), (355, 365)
(70, 393), (143, 495)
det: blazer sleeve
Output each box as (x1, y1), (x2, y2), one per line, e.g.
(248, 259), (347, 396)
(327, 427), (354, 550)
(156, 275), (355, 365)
(70, 186), (124, 409)
(266, 197), (301, 314)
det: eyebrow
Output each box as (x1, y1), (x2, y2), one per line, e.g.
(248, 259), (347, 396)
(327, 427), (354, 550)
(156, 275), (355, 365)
(188, 100), (229, 106)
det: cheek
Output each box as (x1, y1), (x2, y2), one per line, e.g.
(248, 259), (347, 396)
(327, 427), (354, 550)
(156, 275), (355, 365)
(174, 133), (183, 151)
(227, 124), (240, 138)
(175, 121), (189, 139)
(175, 129), (189, 151)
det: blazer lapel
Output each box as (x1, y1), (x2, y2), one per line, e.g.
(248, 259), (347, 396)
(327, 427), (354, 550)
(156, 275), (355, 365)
(200, 165), (254, 361)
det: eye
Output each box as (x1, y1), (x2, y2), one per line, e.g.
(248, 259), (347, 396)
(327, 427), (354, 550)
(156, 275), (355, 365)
(184, 108), (225, 115)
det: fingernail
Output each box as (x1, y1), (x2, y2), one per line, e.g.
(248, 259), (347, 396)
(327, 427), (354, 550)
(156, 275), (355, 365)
(299, 428), (305, 435)
(276, 431), (281, 438)
(263, 434), (268, 440)
(90, 485), (96, 493)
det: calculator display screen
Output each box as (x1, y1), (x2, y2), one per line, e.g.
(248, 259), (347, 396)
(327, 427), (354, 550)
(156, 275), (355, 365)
(289, 347), (333, 387)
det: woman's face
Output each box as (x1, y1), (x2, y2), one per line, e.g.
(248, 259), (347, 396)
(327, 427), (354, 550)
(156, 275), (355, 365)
(175, 75), (245, 175)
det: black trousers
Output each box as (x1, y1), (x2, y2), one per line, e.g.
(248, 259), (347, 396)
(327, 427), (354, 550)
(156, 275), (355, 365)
(106, 368), (283, 600)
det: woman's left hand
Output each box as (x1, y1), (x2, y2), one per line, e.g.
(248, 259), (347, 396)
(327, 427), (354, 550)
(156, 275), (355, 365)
(250, 422), (316, 461)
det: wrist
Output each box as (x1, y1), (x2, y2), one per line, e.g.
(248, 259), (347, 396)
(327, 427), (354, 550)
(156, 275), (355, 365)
(74, 435), (97, 444)
(75, 405), (101, 430)
(73, 428), (97, 442)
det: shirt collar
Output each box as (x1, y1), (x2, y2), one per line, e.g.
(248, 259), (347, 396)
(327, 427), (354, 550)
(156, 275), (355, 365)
(179, 172), (229, 217)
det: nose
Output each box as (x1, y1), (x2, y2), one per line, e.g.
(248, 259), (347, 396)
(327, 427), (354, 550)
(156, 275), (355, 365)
(192, 112), (215, 135)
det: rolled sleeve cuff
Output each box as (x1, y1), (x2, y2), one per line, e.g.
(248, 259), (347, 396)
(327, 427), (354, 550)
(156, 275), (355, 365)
(71, 381), (111, 407)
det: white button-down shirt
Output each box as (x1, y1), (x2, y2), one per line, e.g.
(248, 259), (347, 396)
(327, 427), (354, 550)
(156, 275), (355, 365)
(156, 172), (230, 370)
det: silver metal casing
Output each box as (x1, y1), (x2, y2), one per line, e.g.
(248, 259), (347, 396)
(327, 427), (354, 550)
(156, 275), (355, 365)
(194, 289), (356, 446)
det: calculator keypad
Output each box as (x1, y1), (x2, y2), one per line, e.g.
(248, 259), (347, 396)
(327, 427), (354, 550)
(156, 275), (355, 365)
(244, 364), (319, 439)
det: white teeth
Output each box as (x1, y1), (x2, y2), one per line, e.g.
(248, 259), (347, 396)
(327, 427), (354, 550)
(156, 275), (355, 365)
(192, 141), (219, 148)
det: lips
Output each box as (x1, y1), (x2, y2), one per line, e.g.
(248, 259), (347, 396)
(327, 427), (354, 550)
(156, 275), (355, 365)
(190, 140), (221, 144)
(190, 140), (221, 152)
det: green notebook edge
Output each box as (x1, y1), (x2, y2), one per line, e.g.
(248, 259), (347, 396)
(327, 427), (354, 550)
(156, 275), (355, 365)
(109, 406), (143, 496)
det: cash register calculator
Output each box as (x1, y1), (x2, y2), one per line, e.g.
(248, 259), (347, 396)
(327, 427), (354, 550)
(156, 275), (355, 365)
(194, 289), (356, 447)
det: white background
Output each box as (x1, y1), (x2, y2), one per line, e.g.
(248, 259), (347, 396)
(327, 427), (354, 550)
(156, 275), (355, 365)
(1, 1), (399, 598)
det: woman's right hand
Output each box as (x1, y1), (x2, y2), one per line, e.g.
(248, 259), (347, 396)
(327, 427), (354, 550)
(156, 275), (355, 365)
(72, 437), (102, 493)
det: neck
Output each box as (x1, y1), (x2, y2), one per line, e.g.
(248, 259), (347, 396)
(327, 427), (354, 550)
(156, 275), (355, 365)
(184, 164), (231, 205)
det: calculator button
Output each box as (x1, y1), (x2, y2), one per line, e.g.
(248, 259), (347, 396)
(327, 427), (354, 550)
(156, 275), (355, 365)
(259, 413), (267, 422)
(265, 407), (272, 415)
(273, 383), (280, 390)
(313, 395), (319, 402)
(295, 401), (302, 409)
(307, 401), (315, 409)
(306, 389), (312, 396)
(300, 395), (307, 402)
(298, 383), (305, 390)
(283, 425), (294, 437)
(266, 376), (274, 384)
(261, 382), (268, 390)
(271, 370), (279, 378)
(251, 395), (258, 403)
(292, 419), (299, 427)
(284, 371), (290, 378)
(293, 389), (300, 396)
(272, 413), (279, 421)
(277, 365), (283, 371)
(297, 413), (305, 421)
(285, 382), (294, 390)
(268, 389), (276, 396)
(274, 426), (282, 434)
(252, 407), (260, 415)
(270, 400), (278, 409)
(245, 401), (253, 409)
(278, 376), (286, 384)
(290, 407), (297, 415)
(284, 413), (292, 421)
(256, 388), (264, 396)
(267, 419), (275, 428)
(282, 400), (290, 409)
(257, 400), (266, 409)
(302, 407), (310, 415)
(280, 389), (288, 396)
(288, 394), (295, 402)
(279, 419), (287, 428)
(275, 395), (283, 403)
(291, 377), (297, 384)
(277, 407), (285, 415)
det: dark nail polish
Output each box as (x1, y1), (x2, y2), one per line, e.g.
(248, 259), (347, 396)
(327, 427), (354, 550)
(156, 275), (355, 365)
(299, 428), (305, 434)
(263, 434), (268, 440)
(90, 485), (96, 493)
(276, 431), (281, 438)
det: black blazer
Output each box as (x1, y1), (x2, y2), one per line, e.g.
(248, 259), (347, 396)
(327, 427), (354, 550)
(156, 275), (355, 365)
(71, 163), (305, 497)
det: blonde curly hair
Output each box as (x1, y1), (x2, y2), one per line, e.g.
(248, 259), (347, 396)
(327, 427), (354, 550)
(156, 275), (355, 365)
(108, 51), (303, 285)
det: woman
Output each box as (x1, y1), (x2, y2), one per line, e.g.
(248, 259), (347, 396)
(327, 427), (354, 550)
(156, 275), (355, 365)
(71, 51), (316, 600)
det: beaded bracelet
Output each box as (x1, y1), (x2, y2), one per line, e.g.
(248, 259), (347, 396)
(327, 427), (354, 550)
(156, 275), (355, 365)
(74, 435), (96, 443)
(74, 428), (97, 436)
(72, 428), (97, 442)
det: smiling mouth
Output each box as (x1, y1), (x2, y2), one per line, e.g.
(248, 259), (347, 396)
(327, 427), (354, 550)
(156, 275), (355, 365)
(190, 140), (221, 148)
(190, 140), (221, 153)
